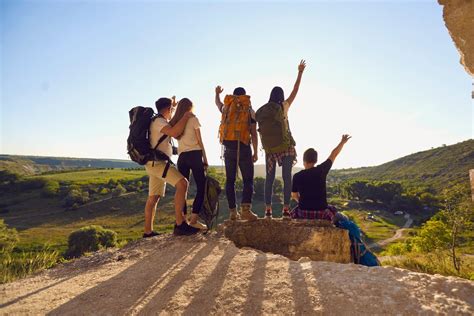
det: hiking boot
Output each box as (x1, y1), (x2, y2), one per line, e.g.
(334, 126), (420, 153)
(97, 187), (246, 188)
(189, 221), (207, 230)
(142, 231), (161, 238)
(240, 204), (258, 221)
(173, 222), (200, 236)
(229, 208), (241, 220)
(282, 207), (291, 221)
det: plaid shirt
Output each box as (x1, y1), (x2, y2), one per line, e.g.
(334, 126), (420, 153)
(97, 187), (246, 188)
(266, 147), (297, 173)
(290, 206), (337, 221)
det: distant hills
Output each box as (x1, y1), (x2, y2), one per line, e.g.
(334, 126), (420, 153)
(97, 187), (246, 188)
(2, 139), (473, 192)
(0, 155), (138, 175)
(328, 139), (474, 192)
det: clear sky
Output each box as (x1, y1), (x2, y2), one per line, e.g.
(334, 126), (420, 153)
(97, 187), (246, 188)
(1, 0), (472, 169)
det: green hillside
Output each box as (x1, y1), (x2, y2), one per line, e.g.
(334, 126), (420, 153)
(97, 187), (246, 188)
(329, 140), (474, 192)
(0, 155), (139, 176)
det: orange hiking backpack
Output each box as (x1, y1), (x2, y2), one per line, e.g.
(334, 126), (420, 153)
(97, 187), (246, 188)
(219, 95), (252, 145)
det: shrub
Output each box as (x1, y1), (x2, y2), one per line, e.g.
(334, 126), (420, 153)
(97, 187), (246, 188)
(112, 184), (126, 197)
(108, 179), (118, 187)
(42, 180), (60, 197)
(0, 220), (18, 253)
(99, 187), (110, 195)
(66, 225), (117, 258)
(63, 189), (90, 207)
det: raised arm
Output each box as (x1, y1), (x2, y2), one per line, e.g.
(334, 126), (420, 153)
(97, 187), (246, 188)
(161, 112), (194, 138)
(194, 127), (209, 168)
(285, 60), (306, 106)
(328, 134), (351, 163)
(215, 86), (224, 112)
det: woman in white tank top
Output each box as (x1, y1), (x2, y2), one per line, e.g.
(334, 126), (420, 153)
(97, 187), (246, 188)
(169, 98), (208, 230)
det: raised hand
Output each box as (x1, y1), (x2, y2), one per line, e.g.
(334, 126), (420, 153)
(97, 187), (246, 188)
(298, 59), (306, 72)
(171, 95), (177, 107)
(341, 134), (352, 144)
(215, 85), (224, 95)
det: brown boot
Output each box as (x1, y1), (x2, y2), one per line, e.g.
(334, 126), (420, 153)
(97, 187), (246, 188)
(229, 208), (241, 220)
(240, 203), (258, 221)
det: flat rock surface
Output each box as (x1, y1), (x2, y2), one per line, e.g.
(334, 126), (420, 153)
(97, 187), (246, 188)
(1, 234), (473, 315)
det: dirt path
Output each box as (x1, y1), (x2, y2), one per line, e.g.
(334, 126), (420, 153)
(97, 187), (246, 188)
(368, 213), (413, 249)
(1, 233), (473, 315)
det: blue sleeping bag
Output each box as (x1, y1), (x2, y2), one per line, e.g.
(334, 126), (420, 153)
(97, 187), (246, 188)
(336, 219), (380, 267)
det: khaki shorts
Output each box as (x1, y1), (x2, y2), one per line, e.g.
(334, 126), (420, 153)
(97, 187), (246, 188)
(145, 161), (184, 197)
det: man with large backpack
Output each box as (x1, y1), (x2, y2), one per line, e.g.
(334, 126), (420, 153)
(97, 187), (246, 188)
(215, 86), (259, 221)
(142, 97), (201, 236)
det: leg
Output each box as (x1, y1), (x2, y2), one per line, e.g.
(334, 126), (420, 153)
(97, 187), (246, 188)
(239, 146), (254, 205)
(224, 148), (237, 210)
(144, 163), (166, 234)
(144, 195), (160, 234)
(177, 153), (191, 216)
(174, 178), (189, 225)
(264, 154), (276, 209)
(190, 151), (206, 228)
(282, 155), (293, 208)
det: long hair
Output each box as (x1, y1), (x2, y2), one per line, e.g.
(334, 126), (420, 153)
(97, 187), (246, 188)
(269, 86), (285, 105)
(169, 98), (193, 129)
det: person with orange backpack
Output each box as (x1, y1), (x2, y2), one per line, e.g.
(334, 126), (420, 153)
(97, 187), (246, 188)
(215, 86), (259, 221)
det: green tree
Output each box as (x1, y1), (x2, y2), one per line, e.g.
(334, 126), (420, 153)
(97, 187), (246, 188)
(440, 185), (474, 272)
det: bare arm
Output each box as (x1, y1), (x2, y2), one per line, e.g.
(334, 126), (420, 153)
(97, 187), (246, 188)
(285, 60), (306, 106)
(328, 134), (352, 163)
(194, 127), (208, 168)
(161, 112), (194, 138)
(251, 123), (258, 162)
(215, 86), (224, 112)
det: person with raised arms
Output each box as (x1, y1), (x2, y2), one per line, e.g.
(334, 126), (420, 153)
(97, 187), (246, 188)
(215, 86), (259, 221)
(255, 60), (306, 220)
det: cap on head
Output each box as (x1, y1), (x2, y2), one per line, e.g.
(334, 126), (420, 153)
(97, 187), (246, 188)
(233, 87), (246, 96)
(155, 98), (172, 113)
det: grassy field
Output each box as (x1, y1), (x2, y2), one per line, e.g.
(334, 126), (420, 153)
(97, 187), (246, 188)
(30, 169), (146, 185)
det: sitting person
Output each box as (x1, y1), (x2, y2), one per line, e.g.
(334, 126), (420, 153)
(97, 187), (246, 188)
(291, 135), (380, 267)
(290, 134), (351, 219)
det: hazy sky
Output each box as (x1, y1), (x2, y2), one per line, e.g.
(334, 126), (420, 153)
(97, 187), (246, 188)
(1, 0), (472, 168)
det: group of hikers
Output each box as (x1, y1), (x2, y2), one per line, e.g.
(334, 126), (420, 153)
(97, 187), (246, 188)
(127, 60), (379, 266)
